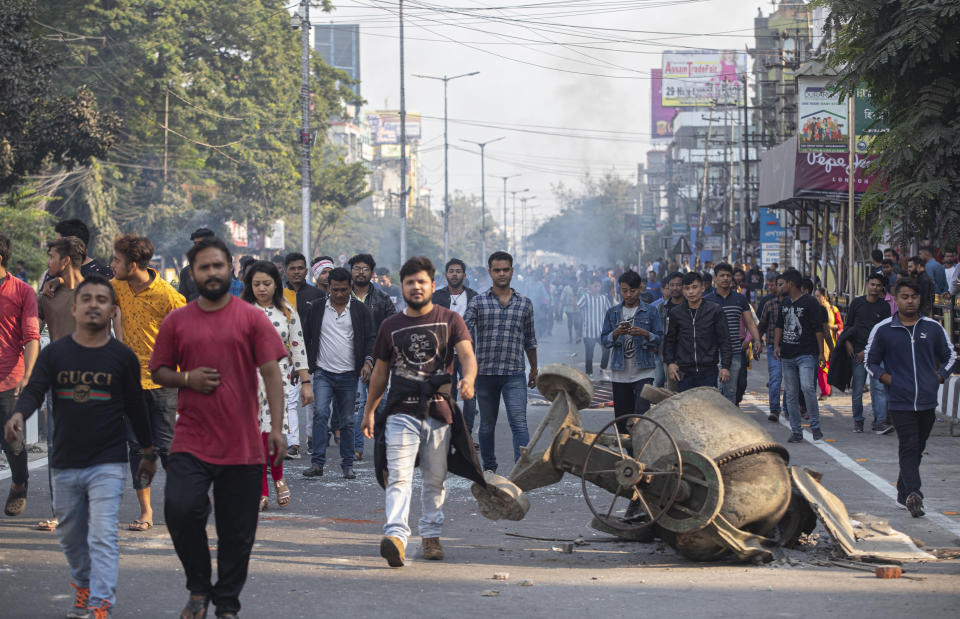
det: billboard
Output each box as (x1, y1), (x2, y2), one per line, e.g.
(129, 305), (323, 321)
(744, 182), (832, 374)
(661, 50), (747, 107)
(758, 208), (784, 270)
(367, 111), (422, 145)
(854, 85), (887, 153)
(650, 69), (678, 141)
(797, 76), (849, 153)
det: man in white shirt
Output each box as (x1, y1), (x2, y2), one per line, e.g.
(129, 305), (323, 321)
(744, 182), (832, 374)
(301, 268), (375, 479)
(433, 259), (479, 433)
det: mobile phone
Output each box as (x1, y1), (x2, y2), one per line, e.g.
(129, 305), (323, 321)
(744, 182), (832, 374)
(619, 321), (632, 329)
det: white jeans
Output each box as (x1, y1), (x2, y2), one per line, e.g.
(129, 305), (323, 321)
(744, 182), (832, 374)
(286, 383), (307, 446)
(384, 414), (450, 545)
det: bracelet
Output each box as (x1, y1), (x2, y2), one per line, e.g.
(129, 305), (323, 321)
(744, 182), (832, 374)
(301, 380), (311, 385)
(183, 371), (189, 387)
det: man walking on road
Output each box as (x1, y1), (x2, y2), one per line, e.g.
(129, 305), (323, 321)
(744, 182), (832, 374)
(705, 264), (761, 405)
(464, 251), (537, 473)
(653, 272), (683, 389)
(663, 272), (731, 392)
(361, 256), (479, 567)
(775, 269), (825, 444)
(5, 275), (156, 619)
(845, 273), (892, 434)
(866, 278), (956, 518)
(919, 246), (948, 294)
(301, 268), (375, 480)
(434, 258), (479, 434)
(758, 275), (785, 422)
(149, 236), (288, 619)
(0, 233), (40, 518)
(578, 279), (611, 376)
(906, 256), (935, 316)
(110, 234), (186, 533)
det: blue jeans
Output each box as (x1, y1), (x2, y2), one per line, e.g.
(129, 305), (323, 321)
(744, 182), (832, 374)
(654, 357), (665, 388)
(718, 351), (742, 404)
(450, 357), (478, 434)
(851, 359), (888, 424)
(311, 369), (357, 469)
(383, 414), (451, 546)
(353, 381), (388, 455)
(53, 462), (126, 608)
(781, 355), (821, 434)
(677, 368), (718, 392)
(767, 345), (782, 414)
(475, 372), (530, 473)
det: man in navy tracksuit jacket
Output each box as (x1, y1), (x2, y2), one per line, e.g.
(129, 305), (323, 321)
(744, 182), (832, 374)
(865, 279), (956, 517)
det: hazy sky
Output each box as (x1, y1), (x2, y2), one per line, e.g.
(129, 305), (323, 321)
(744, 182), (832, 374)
(318, 0), (768, 229)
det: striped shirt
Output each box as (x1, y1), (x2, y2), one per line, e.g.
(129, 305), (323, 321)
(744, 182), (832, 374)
(704, 289), (750, 350)
(464, 288), (537, 375)
(578, 293), (611, 339)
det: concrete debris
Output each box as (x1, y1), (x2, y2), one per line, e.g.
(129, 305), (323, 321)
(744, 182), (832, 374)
(492, 573), (509, 581)
(480, 590), (500, 597)
(519, 580), (534, 587)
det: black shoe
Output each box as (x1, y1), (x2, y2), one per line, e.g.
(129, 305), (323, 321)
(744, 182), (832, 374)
(811, 429), (824, 441)
(787, 433), (803, 443)
(875, 423), (894, 435)
(853, 421), (864, 433)
(286, 445), (300, 460)
(906, 492), (925, 518)
(342, 466), (356, 480)
(767, 411), (779, 422)
(302, 465), (324, 477)
(307, 437), (313, 455)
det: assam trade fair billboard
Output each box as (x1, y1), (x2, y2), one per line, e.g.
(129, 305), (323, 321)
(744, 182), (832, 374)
(660, 50), (747, 107)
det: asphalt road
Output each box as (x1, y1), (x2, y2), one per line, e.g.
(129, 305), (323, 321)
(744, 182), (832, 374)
(2, 326), (959, 618)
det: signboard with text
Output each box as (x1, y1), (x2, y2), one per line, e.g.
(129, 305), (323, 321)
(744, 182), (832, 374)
(661, 50), (747, 107)
(651, 69), (678, 141)
(367, 111), (422, 145)
(854, 85), (888, 153)
(797, 76), (849, 153)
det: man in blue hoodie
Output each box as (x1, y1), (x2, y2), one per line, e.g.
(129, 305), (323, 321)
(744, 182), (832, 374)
(865, 278), (956, 518)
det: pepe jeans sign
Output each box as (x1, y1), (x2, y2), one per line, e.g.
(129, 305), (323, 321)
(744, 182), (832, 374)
(794, 151), (877, 195)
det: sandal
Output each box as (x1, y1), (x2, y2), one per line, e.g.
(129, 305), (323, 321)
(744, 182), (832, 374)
(180, 594), (210, 619)
(274, 479), (291, 507)
(37, 518), (58, 531)
(259, 496), (269, 512)
(127, 519), (153, 531)
(4, 485), (27, 517)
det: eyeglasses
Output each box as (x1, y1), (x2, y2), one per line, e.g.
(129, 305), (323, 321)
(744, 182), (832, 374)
(351, 266), (371, 273)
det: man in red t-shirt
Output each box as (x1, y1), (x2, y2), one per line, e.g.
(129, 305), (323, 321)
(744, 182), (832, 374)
(149, 237), (287, 619)
(0, 233), (41, 517)
(362, 256), (477, 568)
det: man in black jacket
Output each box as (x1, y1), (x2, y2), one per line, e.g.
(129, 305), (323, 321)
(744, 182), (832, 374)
(302, 268), (375, 479)
(433, 258), (479, 433)
(349, 253), (396, 460)
(663, 272), (732, 392)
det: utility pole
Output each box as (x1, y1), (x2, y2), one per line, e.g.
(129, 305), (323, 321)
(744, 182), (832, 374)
(413, 71), (479, 266)
(741, 74), (750, 262)
(847, 95), (856, 300)
(695, 108), (715, 268)
(163, 88), (169, 183)
(462, 137), (504, 265)
(727, 109), (735, 263)
(399, 0), (407, 264)
(298, 0), (312, 257)
(519, 195), (535, 266)
(510, 188), (529, 257)
(496, 174), (520, 257)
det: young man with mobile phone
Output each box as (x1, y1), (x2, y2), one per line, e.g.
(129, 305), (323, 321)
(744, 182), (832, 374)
(4, 275), (155, 619)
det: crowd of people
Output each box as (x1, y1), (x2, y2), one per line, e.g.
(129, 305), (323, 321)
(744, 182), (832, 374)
(0, 217), (956, 617)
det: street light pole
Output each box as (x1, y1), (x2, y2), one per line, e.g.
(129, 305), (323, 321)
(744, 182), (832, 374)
(509, 188), (530, 258)
(413, 71), (479, 266)
(462, 136), (505, 265)
(519, 195), (535, 267)
(495, 174), (520, 257)
(298, 0), (311, 257)
(399, 0), (407, 265)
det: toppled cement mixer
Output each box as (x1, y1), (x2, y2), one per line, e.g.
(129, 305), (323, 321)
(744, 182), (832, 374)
(471, 364), (933, 563)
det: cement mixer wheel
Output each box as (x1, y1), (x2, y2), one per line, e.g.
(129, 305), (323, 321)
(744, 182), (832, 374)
(581, 415), (683, 533)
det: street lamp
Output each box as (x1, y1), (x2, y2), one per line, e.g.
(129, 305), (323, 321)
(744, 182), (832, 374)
(461, 136), (505, 265)
(493, 174), (520, 259)
(413, 71), (480, 266)
(509, 188), (530, 258)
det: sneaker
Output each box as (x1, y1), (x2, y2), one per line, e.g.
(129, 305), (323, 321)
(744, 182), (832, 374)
(787, 433), (803, 443)
(422, 537), (444, 561)
(380, 535), (405, 567)
(67, 583), (91, 618)
(811, 429), (824, 441)
(342, 466), (356, 480)
(853, 421), (864, 433)
(767, 411), (779, 422)
(355, 451), (363, 462)
(871, 421), (880, 432)
(285, 445), (300, 460)
(875, 423), (895, 435)
(307, 437), (313, 455)
(906, 492), (925, 518)
(302, 465), (324, 478)
(90, 600), (111, 619)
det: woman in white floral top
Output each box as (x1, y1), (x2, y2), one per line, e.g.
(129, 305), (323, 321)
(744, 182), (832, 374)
(242, 261), (313, 510)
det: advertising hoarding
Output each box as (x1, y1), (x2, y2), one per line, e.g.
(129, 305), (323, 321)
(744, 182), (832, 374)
(797, 77), (849, 153)
(367, 111), (421, 145)
(661, 50), (747, 107)
(650, 69), (678, 141)
(854, 85), (887, 153)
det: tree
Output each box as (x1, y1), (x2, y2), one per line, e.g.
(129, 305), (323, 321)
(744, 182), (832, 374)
(0, 0), (118, 193)
(820, 0), (960, 243)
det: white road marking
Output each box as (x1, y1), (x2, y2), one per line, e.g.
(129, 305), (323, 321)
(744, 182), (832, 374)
(0, 457), (49, 481)
(742, 394), (960, 538)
